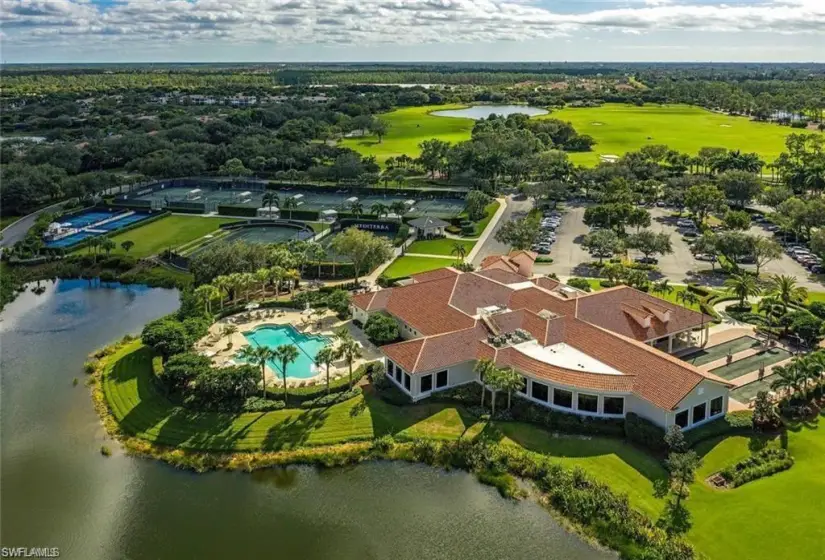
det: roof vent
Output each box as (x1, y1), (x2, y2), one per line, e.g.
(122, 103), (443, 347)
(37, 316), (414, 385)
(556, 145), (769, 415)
(538, 309), (559, 320)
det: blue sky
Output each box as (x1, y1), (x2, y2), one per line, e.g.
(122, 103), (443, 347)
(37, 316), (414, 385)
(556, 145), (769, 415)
(2, 0), (822, 63)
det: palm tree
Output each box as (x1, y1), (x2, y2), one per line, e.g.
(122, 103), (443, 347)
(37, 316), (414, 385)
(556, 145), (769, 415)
(766, 274), (808, 313)
(227, 273), (244, 305)
(771, 362), (802, 399)
(254, 268), (270, 297)
(262, 191), (279, 217)
(370, 202), (388, 219)
(222, 324), (238, 350)
(473, 358), (496, 408)
(652, 279), (673, 298)
(451, 242), (467, 262)
(239, 272), (256, 303)
(389, 201), (407, 219)
(676, 290), (700, 309)
(213, 275), (232, 310)
(194, 284), (219, 314)
(268, 265), (285, 299)
(724, 272), (761, 308)
(336, 336), (362, 389)
(238, 345), (275, 398)
(283, 269), (300, 294)
(349, 200), (363, 219)
(281, 196), (298, 219)
(496, 367), (524, 410)
(315, 345), (338, 394)
(274, 344), (300, 404)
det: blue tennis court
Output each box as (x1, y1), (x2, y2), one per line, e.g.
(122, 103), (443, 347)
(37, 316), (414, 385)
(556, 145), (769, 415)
(61, 211), (119, 228)
(44, 209), (155, 249)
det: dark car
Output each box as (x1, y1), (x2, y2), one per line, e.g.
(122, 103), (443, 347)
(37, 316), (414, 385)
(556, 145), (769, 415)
(634, 256), (659, 265)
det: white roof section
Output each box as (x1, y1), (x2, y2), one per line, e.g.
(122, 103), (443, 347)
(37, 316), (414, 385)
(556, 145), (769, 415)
(513, 341), (623, 375)
(508, 281), (536, 291)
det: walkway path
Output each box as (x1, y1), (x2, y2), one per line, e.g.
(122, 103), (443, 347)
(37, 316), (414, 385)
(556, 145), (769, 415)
(465, 197), (507, 263)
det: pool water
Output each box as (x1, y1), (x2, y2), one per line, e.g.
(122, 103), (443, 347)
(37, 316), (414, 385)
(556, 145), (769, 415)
(242, 324), (330, 379)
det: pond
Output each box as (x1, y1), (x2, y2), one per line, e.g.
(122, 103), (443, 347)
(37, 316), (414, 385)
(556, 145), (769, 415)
(431, 104), (548, 120)
(0, 279), (612, 560)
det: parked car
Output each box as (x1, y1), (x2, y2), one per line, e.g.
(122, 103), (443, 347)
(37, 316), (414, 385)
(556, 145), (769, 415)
(677, 218), (696, 228)
(811, 265), (823, 274)
(634, 256), (659, 265)
(694, 253), (717, 262)
(682, 230), (700, 238)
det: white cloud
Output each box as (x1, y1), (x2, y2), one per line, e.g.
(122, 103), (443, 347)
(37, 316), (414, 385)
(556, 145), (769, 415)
(1, 0), (823, 52)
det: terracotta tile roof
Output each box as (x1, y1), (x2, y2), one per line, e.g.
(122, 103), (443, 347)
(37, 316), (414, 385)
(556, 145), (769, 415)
(576, 286), (714, 342)
(381, 338), (425, 373)
(411, 267), (460, 284)
(480, 255), (519, 273)
(508, 286), (576, 317)
(385, 276), (475, 336)
(449, 273), (516, 315)
(531, 276), (561, 291)
(475, 268), (530, 285)
(383, 323), (487, 373)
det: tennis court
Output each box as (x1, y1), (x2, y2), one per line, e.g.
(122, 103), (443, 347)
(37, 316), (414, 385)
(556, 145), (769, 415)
(127, 186), (465, 218)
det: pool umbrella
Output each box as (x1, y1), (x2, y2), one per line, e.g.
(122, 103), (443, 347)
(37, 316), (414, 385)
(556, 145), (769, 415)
(245, 302), (260, 311)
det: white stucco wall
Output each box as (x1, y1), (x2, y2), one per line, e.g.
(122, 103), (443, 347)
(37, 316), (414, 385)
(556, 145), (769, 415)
(669, 379), (729, 430)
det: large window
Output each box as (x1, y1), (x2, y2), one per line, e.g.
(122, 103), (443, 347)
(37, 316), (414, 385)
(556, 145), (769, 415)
(553, 388), (573, 409)
(395, 366), (402, 382)
(387, 361), (395, 376)
(404, 373), (411, 392)
(531, 381), (549, 402)
(577, 393), (598, 413)
(436, 370), (448, 389)
(603, 396), (624, 415)
(675, 410), (689, 428)
(420, 374), (433, 393)
(692, 402), (707, 424)
(710, 396), (723, 417)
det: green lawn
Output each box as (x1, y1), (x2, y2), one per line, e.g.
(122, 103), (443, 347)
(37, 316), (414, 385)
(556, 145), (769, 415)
(471, 200), (500, 236)
(807, 291), (825, 305)
(103, 340), (825, 559)
(340, 104), (473, 164)
(0, 216), (22, 230)
(545, 104), (796, 166)
(382, 256), (459, 278)
(102, 342), (485, 451)
(97, 215), (238, 258)
(406, 238), (476, 256)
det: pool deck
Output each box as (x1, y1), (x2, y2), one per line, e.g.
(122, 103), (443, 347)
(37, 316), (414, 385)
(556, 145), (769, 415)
(196, 307), (383, 389)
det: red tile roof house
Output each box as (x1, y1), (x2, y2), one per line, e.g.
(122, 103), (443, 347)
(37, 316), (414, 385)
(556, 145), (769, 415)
(351, 251), (731, 431)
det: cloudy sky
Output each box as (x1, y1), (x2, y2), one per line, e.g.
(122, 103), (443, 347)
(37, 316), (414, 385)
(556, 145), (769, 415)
(2, 0), (823, 63)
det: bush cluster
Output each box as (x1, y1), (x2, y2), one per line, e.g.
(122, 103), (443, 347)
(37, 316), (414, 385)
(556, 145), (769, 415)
(300, 386), (363, 409)
(265, 361), (376, 403)
(406, 438), (694, 559)
(243, 397), (286, 412)
(566, 277), (592, 292)
(720, 448), (794, 487)
(511, 397), (625, 438)
(624, 412), (667, 451)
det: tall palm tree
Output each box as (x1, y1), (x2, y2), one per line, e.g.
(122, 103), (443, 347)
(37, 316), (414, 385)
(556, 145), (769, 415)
(222, 324), (238, 350)
(252, 268), (269, 297)
(370, 202), (388, 219)
(766, 274), (808, 313)
(473, 358), (496, 408)
(238, 345), (275, 398)
(315, 345), (338, 395)
(262, 191), (279, 217)
(283, 269), (300, 294)
(349, 200), (363, 218)
(336, 337), (362, 389)
(213, 275), (232, 310)
(652, 279), (673, 298)
(274, 344), (300, 404)
(676, 290), (700, 309)
(268, 265), (285, 299)
(724, 272), (761, 308)
(496, 367), (524, 410)
(194, 284), (218, 314)
(281, 196), (298, 219)
(771, 362), (803, 399)
(451, 242), (467, 262)
(239, 272), (256, 302)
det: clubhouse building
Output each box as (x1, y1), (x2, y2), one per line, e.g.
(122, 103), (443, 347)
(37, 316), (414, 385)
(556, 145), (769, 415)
(352, 251), (731, 431)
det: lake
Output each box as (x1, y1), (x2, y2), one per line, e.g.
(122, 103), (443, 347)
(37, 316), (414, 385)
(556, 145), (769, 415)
(431, 105), (548, 120)
(0, 280), (611, 560)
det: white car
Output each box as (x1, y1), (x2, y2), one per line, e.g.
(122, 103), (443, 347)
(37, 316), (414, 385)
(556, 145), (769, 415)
(677, 219), (696, 229)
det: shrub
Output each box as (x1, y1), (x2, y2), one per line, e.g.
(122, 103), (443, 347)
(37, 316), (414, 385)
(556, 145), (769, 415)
(684, 411), (754, 445)
(84, 359), (100, 374)
(809, 301), (825, 320)
(624, 412), (667, 451)
(599, 280), (616, 288)
(371, 434), (395, 453)
(375, 383), (413, 406)
(300, 386), (362, 409)
(100, 445), (112, 457)
(567, 277), (593, 292)
(720, 448), (793, 487)
(364, 312), (400, 345)
(266, 362), (374, 403)
(511, 397), (625, 437)
(242, 397), (286, 412)
(410, 438), (439, 464)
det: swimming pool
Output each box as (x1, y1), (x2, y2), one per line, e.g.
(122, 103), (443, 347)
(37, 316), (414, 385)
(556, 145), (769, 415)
(242, 324), (330, 379)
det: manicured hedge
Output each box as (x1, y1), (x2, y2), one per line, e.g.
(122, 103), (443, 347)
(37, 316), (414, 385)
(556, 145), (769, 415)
(624, 412), (667, 452)
(265, 361), (379, 404)
(684, 410), (754, 446)
(300, 386), (363, 409)
(720, 447), (793, 487)
(510, 397), (626, 438)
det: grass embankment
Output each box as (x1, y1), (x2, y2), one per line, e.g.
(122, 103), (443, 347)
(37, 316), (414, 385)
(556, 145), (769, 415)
(95, 215), (237, 258)
(382, 256), (461, 278)
(406, 238), (475, 256)
(545, 104), (796, 166)
(97, 341), (825, 560)
(0, 215), (22, 230)
(340, 104), (473, 164)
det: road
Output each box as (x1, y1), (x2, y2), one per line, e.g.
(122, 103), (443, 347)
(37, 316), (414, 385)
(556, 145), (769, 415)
(0, 200), (71, 248)
(471, 195), (533, 265)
